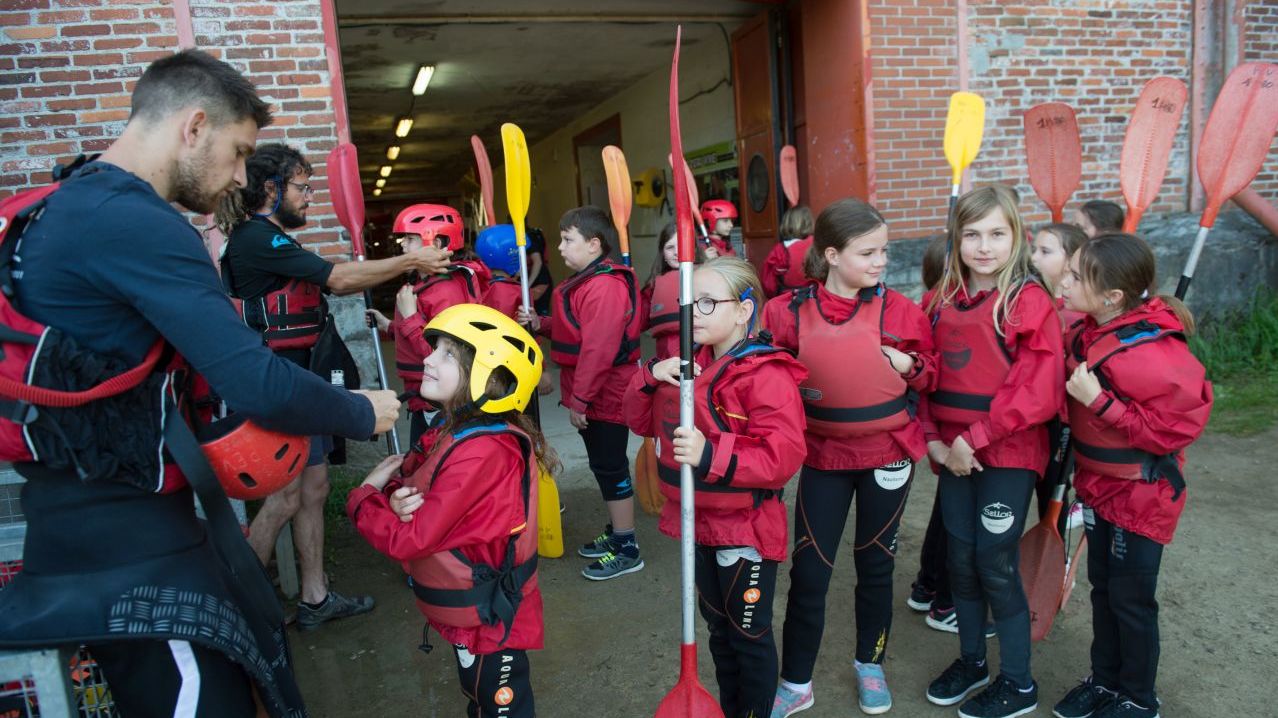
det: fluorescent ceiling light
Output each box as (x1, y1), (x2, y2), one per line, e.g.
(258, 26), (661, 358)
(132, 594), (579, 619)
(375, 178), (386, 188)
(412, 65), (435, 96)
(395, 116), (414, 138)
(386, 145), (401, 160)
(373, 188), (382, 197)
(379, 165), (392, 178)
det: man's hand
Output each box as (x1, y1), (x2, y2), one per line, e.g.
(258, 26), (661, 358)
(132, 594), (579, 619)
(404, 246), (452, 275)
(354, 389), (401, 435)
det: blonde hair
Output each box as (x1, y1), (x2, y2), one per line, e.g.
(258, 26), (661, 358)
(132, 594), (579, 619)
(926, 185), (1033, 336)
(696, 256), (765, 336)
(779, 206), (814, 241)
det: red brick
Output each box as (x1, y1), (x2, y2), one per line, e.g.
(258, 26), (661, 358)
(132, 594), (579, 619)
(60, 23), (110, 37)
(46, 97), (94, 111)
(78, 109), (127, 123)
(26, 140), (74, 155)
(6, 25), (56, 39)
(25, 113), (75, 127)
(20, 83), (72, 98)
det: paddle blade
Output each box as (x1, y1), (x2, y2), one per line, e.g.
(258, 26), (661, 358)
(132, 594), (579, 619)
(602, 145), (633, 258)
(944, 92), (986, 184)
(669, 27), (694, 263)
(634, 437), (665, 516)
(471, 134), (496, 227)
(780, 144), (799, 207)
(1120, 77), (1187, 232)
(1020, 506), (1067, 642)
(536, 464), (562, 559)
(1023, 102), (1082, 223)
(501, 123), (532, 246)
(1197, 62), (1278, 228)
(326, 142), (366, 256)
(655, 645), (724, 718)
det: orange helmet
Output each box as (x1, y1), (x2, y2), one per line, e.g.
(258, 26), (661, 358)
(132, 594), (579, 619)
(200, 416), (310, 500)
(393, 203), (465, 251)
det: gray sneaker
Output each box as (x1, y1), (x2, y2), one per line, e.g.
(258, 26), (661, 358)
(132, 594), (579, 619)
(581, 550), (645, 581)
(296, 590), (375, 631)
(578, 524), (615, 559)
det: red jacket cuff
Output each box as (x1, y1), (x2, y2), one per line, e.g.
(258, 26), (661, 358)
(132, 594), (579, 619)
(1089, 390), (1123, 425)
(344, 483), (383, 521)
(566, 395), (590, 414)
(708, 433), (738, 481)
(963, 422), (991, 450)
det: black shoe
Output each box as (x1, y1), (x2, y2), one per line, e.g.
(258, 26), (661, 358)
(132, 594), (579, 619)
(908, 582), (936, 611)
(1094, 696), (1159, 718)
(1054, 677), (1118, 718)
(578, 523), (615, 559)
(926, 658), (990, 706)
(958, 675), (1038, 718)
(296, 590), (375, 631)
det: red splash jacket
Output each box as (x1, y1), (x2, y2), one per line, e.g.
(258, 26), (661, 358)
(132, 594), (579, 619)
(761, 236), (814, 298)
(623, 341), (808, 561)
(1066, 299), (1212, 544)
(764, 283), (938, 470)
(641, 270), (680, 359)
(481, 275), (523, 319)
(389, 261), (491, 411)
(347, 424), (543, 654)
(920, 281), (1065, 475)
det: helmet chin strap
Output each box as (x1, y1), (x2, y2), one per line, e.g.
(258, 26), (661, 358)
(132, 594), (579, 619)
(253, 176), (284, 218)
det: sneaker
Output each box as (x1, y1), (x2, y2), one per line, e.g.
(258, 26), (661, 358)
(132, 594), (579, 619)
(1054, 677), (1117, 718)
(958, 675), (1038, 718)
(581, 549), (645, 581)
(926, 606), (997, 638)
(1066, 503), (1085, 530)
(926, 658), (989, 706)
(296, 590), (375, 631)
(578, 524), (614, 558)
(770, 682), (815, 718)
(855, 662), (892, 715)
(1094, 697), (1159, 718)
(907, 582), (935, 612)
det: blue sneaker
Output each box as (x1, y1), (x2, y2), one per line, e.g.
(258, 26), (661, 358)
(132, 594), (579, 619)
(855, 662), (892, 715)
(770, 682), (814, 718)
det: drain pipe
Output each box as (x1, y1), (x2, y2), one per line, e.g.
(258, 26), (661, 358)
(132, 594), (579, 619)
(1233, 188), (1278, 238)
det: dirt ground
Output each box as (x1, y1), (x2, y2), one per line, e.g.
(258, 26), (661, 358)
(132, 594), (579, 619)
(290, 374), (1278, 717)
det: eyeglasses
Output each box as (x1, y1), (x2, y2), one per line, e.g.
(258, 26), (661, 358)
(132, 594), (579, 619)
(287, 181), (314, 198)
(694, 296), (739, 315)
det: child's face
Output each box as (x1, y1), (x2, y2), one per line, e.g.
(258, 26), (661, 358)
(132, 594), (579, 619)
(559, 226), (601, 272)
(1071, 208), (1098, 238)
(827, 225), (889, 291)
(713, 217), (734, 237)
(398, 233), (424, 253)
(1031, 230), (1068, 289)
(661, 234), (679, 269)
(691, 268), (750, 347)
(1060, 251), (1106, 317)
(959, 207), (1014, 283)
(420, 336), (464, 403)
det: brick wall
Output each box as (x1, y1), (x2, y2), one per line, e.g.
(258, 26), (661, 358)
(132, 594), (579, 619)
(1243, 0), (1278, 202)
(0, 0), (348, 258)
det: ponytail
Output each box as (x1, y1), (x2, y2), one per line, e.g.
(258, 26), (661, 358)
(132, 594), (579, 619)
(1076, 233), (1196, 335)
(806, 198), (886, 283)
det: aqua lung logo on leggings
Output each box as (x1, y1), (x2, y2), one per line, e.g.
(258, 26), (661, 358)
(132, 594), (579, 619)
(741, 563), (763, 631)
(981, 502), (1015, 534)
(494, 653), (516, 713)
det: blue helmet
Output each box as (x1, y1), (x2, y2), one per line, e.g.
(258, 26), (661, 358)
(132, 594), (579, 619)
(476, 224), (520, 275)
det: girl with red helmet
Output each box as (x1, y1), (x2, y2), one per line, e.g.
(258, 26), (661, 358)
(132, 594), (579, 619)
(625, 257), (807, 718)
(700, 199), (739, 258)
(349, 304), (555, 718)
(1049, 234), (1211, 718)
(367, 204), (491, 445)
(921, 185), (1065, 718)
(763, 199), (938, 716)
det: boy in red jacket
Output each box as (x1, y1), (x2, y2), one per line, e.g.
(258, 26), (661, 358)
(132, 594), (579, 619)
(520, 206), (644, 580)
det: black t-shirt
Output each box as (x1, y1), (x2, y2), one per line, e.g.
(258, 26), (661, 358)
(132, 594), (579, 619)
(526, 226), (553, 314)
(221, 215), (333, 300)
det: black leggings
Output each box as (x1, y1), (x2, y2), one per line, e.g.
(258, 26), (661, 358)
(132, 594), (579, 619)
(89, 639), (257, 717)
(1084, 509), (1164, 709)
(915, 479), (952, 608)
(696, 545), (779, 718)
(781, 461), (914, 682)
(452, 643), (535, 718)
(578, 419), (634, 501)
(939, 466), (1036, 686)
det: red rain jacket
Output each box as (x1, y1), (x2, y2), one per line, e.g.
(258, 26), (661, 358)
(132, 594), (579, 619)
(761, 236), (814, 298)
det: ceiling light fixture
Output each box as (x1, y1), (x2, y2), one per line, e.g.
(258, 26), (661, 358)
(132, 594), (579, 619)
(395, 116), (413, 138)
(375, 178), (386, 188)
(411, 65), (435, 96)
(386, 145), (401, 160)
(373, 188), (382, 197)
(379, 165), (392, 178)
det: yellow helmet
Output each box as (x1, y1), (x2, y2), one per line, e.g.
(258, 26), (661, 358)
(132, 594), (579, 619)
(422, 303), (543, 414)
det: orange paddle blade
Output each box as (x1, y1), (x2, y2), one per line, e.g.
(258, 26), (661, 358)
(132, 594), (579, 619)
(1023, 103), (1082, 223)
(602, 145), (633, 257)
(654, 645), (722, 718)
(634, 437), (665, 516)
(1020, 493), (1066, 642)
(1120, 77), (1187, 232)
(471, 134), (495, 227)
(326, 142), (366, 256)
(1197, 62), (1278, 229)
(780, 144), (799, 207)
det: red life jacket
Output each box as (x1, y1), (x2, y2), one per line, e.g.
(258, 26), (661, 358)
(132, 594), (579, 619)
(790, 285), (911, 437)
(647, 270), (679, 339)
(777, 237), (812, 293)
(1066, 320), (1187, 499)
(242, 278), (326, 351)
(482, 275), (523, 319)
(395, 264), (486, 385)
(549, 258), (642, 367)
(930, 290), (1013, 425)
(650, 339), (785, 510)
(402, 420), (538, 644)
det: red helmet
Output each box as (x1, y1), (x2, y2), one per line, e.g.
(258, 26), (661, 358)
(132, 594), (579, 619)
(200, 416), (310, 500)
(700, 199), (738, 226)
(393, 203), (465, 251)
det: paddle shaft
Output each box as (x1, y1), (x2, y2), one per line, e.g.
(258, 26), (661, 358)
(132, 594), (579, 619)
(357, 259), (400, 455)
(1176, 225), (1210, 299)
(678, 263), (696, 644)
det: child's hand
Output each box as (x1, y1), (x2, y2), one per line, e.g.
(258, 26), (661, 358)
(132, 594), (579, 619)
(361, 454), (405, 491)
(537, 371), (553, 396)
(671, 426), (707, 467)
(651, 357), (701, 386)
(516, 307), (540, 332)
(395, 285), (418, 319)
(1067, 361), (1103, 406)
(704, 245), (721, 260)
(880, 346), (915, 375)
(365, 308), (390, 332)
(389, 486), (423, 522)
(944, 436), (983, 477)
(569, 409), (589, 430)
(927, 440), (951, 467)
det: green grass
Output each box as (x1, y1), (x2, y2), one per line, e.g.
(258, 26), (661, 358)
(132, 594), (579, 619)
(325, 465), (364, 524)
(1189, 288), (1278, 436)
